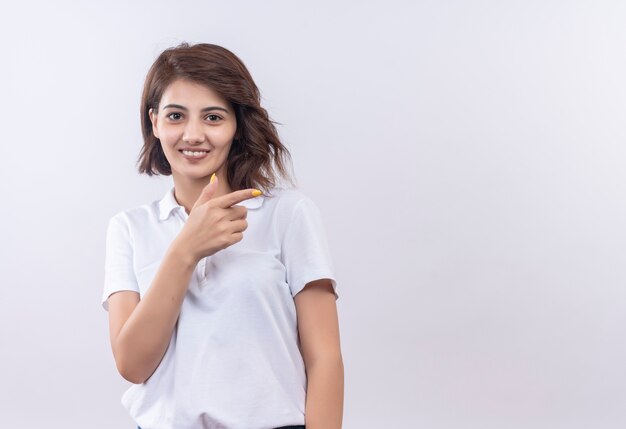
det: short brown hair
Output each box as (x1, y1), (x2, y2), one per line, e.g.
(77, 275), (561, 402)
(137, 42), (295, 195)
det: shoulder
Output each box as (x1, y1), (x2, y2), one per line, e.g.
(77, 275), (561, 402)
(106, 197), (162, 235)
(261, 186), (318, 218)
(264, 186), (313, 208)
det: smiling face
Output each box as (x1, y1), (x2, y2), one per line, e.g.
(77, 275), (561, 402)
(149, 78), (237, 184)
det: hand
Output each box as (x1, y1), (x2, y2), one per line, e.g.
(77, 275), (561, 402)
(174, 175), (262, 263)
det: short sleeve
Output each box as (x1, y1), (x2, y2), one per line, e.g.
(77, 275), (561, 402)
(102, 213), (140, 312)
(281, 197), (338, 300)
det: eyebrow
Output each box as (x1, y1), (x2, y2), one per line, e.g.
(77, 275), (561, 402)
(162, 104), (229, 113)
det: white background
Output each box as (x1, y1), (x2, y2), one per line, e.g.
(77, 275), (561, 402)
(1, 1), (625, 428)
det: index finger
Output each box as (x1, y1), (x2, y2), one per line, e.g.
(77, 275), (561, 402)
(213, 189), (263, 208)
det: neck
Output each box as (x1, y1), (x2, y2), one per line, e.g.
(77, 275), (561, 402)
(172, 168), (232, 214)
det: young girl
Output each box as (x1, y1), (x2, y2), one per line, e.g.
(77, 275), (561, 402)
(102, 43), (343, 429)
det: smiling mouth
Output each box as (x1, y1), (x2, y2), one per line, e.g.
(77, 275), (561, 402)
(179, 149), (210, 158)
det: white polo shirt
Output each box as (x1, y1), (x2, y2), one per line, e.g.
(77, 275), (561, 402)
(102, 185), (338, 429)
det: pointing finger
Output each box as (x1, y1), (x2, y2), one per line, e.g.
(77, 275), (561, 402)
(213, 188), (263, 209)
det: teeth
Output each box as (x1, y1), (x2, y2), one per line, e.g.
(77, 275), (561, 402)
(182, 150), (208, 157)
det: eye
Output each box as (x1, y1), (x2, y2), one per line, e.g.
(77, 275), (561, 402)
(206, 114), (223, 122)
(166, 112), (183, 121)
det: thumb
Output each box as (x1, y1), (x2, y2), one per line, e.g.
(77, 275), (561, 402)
(192, 173), (218, 210)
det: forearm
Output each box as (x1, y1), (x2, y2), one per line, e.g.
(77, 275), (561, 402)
(115, 239), (197, 383)
(304, 357), (344, 429)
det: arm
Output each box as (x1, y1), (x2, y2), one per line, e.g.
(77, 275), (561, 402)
(106, 183), (256, 384)
(107, 238), (197, 384)
(294, 279), (344, 429)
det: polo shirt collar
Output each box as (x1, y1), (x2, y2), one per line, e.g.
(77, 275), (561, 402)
(158, 186), (265, 221)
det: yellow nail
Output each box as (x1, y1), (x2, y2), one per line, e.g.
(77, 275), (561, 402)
(210, 173), (216, 184)
(251, 189), (262, 197)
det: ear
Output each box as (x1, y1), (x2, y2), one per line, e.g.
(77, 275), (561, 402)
(149, 108), (159, 139)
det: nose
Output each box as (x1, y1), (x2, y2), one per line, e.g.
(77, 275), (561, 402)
(182, 117), (205, 143)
